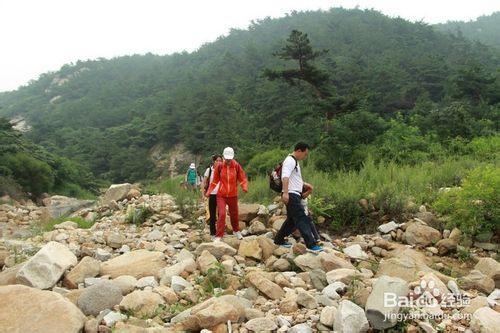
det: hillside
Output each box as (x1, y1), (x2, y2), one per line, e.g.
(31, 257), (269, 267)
(0, 117), (97, 199)
(435, 12), (500, 48)
(0, 7), (499, 183)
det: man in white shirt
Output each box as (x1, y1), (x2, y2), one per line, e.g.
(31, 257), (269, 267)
(274, 142), (323, 252)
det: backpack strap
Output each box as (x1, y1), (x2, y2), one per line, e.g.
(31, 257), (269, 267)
(288, 154), (298, 171)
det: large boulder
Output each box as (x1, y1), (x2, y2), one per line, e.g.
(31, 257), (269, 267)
(119, 290), (165, 317)
(194, 242), (237, 259)
(343, 244), (369, 260)
(404, 221), (441, 247)
(172, 295), (251, 331)
(376, 249), (448, 283)
(16, 241), (77, 289)
(102, 183), (133, 205)
(365, 275), (409, 330)
(45, 195), (94, 218)
(0, 285), (85, 333)
(77, 281), (123, 316)
(470, 307), (500, 333)
(238, 239), (262, 260)
(238, 204), (261, 222)
(244, 317), (278, 331)
(197, 250), (218, 274)
(475, 258), (500, 288)
(246, 272), (285, 300)
(460, 270), (495, 294)
(334, 300), (369, 333)
(294, 253), (323, 271)
(63, 256), (101, 289)
(100, 250), (166, 279)
(318, 251), (356, 271)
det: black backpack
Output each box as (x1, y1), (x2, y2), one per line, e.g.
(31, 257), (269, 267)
(269, 155), (297, 193)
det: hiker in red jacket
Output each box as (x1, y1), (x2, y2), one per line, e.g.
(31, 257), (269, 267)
(206, 147), (248, 241)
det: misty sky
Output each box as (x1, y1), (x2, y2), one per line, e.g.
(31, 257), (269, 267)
(0, 0), (498, 92)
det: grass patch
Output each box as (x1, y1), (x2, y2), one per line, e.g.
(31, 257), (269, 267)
(33, 215), (96, 233)
(125, 205), (153, 225)
(242, 156), (494, 234)
(196, 263), (228, 296)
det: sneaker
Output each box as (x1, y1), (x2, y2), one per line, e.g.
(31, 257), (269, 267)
(235, 231), (243, 240)
(277, 242), (292, 248)
(213, 237), (222, 242)
(307, 245), (324, 253)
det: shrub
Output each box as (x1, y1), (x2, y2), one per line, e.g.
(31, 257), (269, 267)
(2, 152), (55, 196)
(245, 148), (288, 179)
(433, 165), (499, 236)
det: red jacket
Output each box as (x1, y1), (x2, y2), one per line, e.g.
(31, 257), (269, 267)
(206, 160), (248, 197)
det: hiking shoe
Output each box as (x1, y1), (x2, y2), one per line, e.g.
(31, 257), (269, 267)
(235, 231), (243, 240)
(277, 242), (292, 248)
(307, 245), (324, 253)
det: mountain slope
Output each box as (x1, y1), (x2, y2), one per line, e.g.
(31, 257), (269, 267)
(435, 12), (500, 48)
(0, 7), (498, 182)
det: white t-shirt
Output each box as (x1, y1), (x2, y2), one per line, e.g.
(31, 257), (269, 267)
(204, 166), (220, 195)
(281, 155), (303, 195)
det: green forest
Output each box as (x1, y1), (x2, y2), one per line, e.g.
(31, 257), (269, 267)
(0, 8), (498, 234)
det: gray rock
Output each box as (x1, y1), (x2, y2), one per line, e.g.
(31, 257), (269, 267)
(309, 269), (327, 291)
(334, 300), (369, 333)
(474, 242), (498, 251)
(94, 248), (112, 261)
(297, 289), (318, 309)
(171, 276), (192, 293)
(46, 195), (94, 218)
(147, 229), (163, 241)
(365, 275), (409, 330)
(77, 281), (123, 316)
(136, 276), (158, 289)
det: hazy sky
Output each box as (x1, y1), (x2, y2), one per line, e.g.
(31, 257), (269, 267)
(0, 0), (498, 92)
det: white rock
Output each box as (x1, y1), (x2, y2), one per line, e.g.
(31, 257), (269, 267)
(171, 276), (192, 293)
(103, 311), (127, 326)
(470, 307), (500, 333)
(377, 221), (399, 234)
(487, 289), (500, 307)
(136, 276), (158, 289)
(334, 300), (369, 333)
(16, 241), (77, 289)
(343, 244), (369, 260)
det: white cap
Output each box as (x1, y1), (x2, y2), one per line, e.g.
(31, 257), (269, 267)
(189, 163), (195, 169)
(223, 147), (234, 160)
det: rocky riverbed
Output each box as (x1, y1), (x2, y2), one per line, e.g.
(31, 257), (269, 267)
(0, 184), (498, 333)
